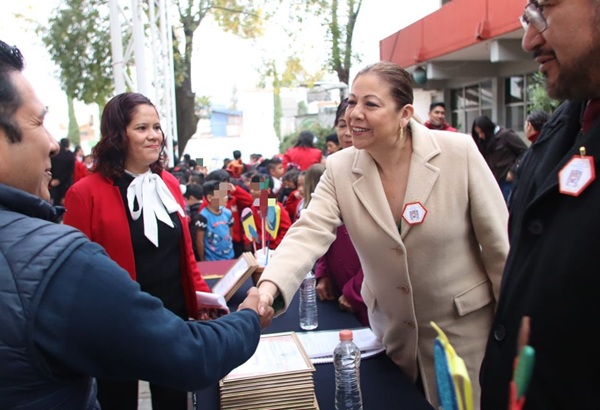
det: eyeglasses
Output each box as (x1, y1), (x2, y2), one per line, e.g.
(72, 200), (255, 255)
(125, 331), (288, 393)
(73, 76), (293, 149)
(520, 2), (548, 33)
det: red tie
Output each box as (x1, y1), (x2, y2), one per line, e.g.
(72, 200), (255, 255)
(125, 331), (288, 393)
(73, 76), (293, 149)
(582, 99), (600, 134)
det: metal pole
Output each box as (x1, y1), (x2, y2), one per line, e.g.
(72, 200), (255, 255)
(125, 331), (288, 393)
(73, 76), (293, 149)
(131, 0), (148, 95)
(108, 0), (126, 94)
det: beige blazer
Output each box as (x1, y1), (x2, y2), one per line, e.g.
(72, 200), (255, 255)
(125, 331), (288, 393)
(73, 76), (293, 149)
(259, 119), (509, 409)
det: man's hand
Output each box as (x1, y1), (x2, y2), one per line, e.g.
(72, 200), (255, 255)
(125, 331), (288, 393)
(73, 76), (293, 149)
(316, 277), (335, 301)
(238, 287), (274, 329)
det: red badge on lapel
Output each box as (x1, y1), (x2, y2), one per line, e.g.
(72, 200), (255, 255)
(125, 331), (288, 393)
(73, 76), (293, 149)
(558, 147), (595, 197)
(402, 202), (427, 225)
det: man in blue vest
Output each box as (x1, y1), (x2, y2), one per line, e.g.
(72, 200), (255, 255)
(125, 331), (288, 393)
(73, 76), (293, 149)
(0, 39), (273, 409)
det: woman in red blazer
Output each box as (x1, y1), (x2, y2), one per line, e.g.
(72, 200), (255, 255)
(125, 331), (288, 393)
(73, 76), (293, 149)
(64, 92), (209, 410)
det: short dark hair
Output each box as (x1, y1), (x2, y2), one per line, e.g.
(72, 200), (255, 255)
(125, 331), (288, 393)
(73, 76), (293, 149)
(429, 101), (446, 112)
(0, 40), (25, 143)
(527, 110), (550, 131)
(93, 92), (166, 179)
(60, 138), (70, 149)
(202, 180), (221, 197)
(264, 157), (282, 173)
(325, 133), (339, 145)
(233, 150), (242, 159)
(206, 169), (231, 183)
(184, 183), (203, 200)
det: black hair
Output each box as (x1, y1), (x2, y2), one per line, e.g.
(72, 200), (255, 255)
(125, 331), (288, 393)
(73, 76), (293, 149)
(325, 133), (339, 145)
(60, 138), (70, 149)
(202, 180), (221, 197)
(184, 183), (203, 200)
(471, 115), (497, 140)
(0, 40), (25, 143)
(206, 169), (232, 183)
(233, 150), (242, 159)
(527, 110), (550, 131)
(334, 98), (349, 127)
(429, 101), (446, 112)
(294, 131), (316, 148)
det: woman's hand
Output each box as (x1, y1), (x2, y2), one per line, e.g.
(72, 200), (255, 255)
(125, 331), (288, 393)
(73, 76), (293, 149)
(316, 277), (335, 301)
(338, 295), (354, 313)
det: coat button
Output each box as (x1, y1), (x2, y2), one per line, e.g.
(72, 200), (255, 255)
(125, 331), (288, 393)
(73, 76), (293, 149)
(527, 220), (544, 235)
(493, 325), (506, 341)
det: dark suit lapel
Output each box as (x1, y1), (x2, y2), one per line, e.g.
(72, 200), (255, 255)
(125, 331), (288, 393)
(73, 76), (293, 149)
(528, 101), (591, 206)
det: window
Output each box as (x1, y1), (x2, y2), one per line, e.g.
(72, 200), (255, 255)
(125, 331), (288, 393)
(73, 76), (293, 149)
(504, 74), (535, 131)
(450, 81), (493, 133)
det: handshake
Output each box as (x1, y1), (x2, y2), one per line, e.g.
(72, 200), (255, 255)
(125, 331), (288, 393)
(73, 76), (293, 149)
(237, 287), (274, 329)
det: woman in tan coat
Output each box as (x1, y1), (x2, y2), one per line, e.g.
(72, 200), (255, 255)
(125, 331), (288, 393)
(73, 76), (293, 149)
(257, 62), (508, 409)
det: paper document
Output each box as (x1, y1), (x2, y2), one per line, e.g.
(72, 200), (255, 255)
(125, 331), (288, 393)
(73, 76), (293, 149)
(296, 327), (385, 364)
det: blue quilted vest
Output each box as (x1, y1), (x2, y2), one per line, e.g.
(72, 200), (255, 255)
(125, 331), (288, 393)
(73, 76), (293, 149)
(0, 185), (98, 409)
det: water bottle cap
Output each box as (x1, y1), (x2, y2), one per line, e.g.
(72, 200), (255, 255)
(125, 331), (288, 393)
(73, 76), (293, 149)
(339, 329), (353, 341)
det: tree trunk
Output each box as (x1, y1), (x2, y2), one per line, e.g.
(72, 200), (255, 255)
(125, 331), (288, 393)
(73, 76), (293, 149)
(67, 94), (80, 145)
(175, 75), (199, 158)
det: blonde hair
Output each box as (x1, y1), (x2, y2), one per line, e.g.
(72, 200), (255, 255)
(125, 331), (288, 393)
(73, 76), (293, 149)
(303, 164), (325, 208)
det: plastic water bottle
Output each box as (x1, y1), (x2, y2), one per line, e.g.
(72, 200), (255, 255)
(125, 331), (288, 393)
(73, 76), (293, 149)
(299, 270), (318, 330)
(334, 329), (363, 410)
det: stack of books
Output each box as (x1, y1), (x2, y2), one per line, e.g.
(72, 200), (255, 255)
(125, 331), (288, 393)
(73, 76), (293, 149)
(219, 332), (318, 410)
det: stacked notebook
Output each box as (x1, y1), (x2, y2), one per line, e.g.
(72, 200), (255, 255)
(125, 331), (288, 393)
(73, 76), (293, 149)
(219, 332), (318, 410)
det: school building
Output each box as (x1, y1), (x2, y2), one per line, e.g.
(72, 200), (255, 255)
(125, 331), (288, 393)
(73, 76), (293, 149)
(381, 0), (537, 134)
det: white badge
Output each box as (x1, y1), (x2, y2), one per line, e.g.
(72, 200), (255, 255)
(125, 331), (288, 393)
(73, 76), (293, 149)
(558, 147), (595, 197)
(402, 202), (427, 225)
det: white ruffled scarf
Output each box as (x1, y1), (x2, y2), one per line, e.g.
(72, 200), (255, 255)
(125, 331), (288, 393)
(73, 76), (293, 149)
(125, 170), (184, 247)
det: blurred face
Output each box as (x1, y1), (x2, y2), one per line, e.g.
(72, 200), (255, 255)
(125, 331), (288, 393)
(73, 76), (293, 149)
(297, 175), (305, 198)
(336, 115), (352, 149)
(346, 73), (411, 152)
(428, 106), (446, 126)
(209, 182), (229, 208)
(522, 0), (600, 100)
(123, 104), (163, 174)
(326, 140), (341, 154)
(0, 72), (59, 201)
(474, 126), (486, 140)
(270, 163), (285, 179)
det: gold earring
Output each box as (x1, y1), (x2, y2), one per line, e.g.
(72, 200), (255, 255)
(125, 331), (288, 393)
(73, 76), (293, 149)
(400, 126), (405, 142)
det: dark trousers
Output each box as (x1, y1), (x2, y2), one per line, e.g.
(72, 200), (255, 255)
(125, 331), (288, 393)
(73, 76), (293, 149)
(97, 379), (187, 410)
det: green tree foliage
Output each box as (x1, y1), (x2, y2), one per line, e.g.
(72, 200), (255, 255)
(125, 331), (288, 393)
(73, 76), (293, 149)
(39, 0), (114, 110)
(527, 72), (561, 114)
(291, 0), (362, 87)
(259, 56), (311, 140)
(173, 0), (269, 157)
(38, 0), (114, 145)
(279, 121), (331, 153)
